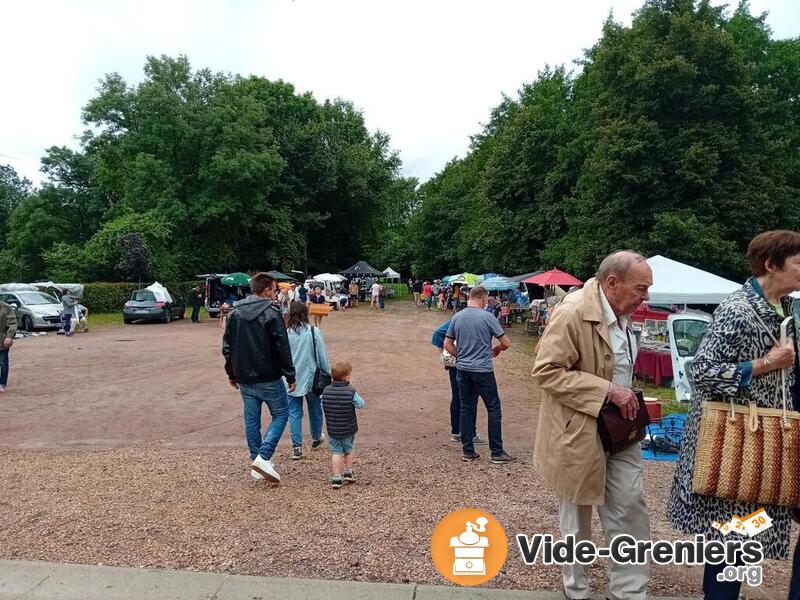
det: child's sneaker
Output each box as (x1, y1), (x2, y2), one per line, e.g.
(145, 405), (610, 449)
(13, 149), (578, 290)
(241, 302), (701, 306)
(331, 476), (343, 489)
(343, 470), (356, 483)
(311, 434), (326, 449)
(291, 446), (303, 460)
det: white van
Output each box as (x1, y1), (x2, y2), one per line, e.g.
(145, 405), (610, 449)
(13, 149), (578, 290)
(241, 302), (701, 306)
(667, 311), (712, 402)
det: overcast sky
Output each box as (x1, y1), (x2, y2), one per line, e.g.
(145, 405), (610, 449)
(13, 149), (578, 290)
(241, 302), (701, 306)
(2, 0), (798, 187)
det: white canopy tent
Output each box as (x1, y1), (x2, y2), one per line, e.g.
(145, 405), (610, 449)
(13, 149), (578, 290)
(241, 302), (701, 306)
(383, 267), (401, 281)
(646, 255), (741, 305)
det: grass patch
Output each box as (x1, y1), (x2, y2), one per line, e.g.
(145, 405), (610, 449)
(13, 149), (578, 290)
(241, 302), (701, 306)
(87, 308), (212, 328)
(636, 380), (689, 415)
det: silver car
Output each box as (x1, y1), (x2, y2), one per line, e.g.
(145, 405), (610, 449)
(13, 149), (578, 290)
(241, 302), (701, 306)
(0, 290), (64, 331)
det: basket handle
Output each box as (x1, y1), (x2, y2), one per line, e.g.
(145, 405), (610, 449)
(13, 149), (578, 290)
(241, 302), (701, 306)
(744, 303), (790, 427)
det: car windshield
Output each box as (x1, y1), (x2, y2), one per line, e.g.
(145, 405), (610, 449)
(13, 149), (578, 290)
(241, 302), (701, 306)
(131, 291), (157, 302)
(672, 319), (710, 357)
(17, 292), (60, 306)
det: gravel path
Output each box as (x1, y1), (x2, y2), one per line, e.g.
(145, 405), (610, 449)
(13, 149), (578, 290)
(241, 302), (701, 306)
(0, 302), (792, 597)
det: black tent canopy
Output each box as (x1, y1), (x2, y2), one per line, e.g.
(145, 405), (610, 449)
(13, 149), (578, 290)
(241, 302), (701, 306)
(339, 261), (384, 277)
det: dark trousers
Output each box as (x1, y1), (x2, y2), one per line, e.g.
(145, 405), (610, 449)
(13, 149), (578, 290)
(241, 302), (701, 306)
(702, 561), (742, 600)
(63, 313), (72, 334)
(379, 295), (385, 309)
(457, 370), (503, 456)
(790, 535), (800, 600)
(191, 306), (201, 322)
(447, 367), (476, 436)
(0, 349), (8, 386)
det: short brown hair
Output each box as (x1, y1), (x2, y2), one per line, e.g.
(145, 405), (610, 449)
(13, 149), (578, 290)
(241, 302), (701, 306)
(331, 361), (352, 381)
(747, 230), (800, 276)
(469, 286), (488, 300)
(249, 272), (275, 295)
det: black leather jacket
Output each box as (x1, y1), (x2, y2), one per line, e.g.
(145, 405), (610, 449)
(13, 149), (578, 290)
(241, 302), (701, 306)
(222, 296), (296, 385)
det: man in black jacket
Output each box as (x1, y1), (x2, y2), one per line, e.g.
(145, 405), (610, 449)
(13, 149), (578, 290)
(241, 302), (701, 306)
(223, 272), (296, 483)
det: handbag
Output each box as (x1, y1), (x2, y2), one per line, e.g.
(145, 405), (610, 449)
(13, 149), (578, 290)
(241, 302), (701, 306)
(597, 387), (650, 455)
(692, 305), (800, 507)
(310, 325), (332, 395)
(441, 349), (457, 368)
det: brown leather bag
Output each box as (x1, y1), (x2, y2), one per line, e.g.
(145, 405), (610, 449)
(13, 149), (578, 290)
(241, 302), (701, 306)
(597, 387), (650, 455)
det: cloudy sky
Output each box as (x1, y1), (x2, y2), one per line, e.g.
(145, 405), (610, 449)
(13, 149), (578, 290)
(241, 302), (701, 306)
(2, 0), (798, 187)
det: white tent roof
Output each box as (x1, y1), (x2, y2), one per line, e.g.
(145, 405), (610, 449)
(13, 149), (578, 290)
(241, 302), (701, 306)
(646, 255), (741, 304)
(312, 273), (346, 282)
(383, 267), (401, 279)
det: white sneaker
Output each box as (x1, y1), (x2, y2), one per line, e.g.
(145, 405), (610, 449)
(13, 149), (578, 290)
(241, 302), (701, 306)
(250, 469), (264, 481)
(251, 455), (280, 483)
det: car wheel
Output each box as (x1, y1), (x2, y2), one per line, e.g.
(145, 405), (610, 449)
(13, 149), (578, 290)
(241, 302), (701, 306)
(162, 309), (171, 324)
(123, 318), (133, 325)
(22, 315), (33, 332)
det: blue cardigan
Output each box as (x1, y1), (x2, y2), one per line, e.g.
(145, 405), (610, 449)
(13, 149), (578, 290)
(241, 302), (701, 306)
(286, 324), (331, 397)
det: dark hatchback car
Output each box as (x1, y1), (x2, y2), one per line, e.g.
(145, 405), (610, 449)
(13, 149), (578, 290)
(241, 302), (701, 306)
(123, 289), (185, 324)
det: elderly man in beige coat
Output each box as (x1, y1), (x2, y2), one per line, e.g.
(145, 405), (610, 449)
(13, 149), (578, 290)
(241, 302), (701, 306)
(532, 251), (653, 600)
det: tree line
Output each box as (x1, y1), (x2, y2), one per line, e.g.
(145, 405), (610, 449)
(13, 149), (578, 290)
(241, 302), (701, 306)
(0, 55), (416, 283)
(1, 1), (798, 285)
(374, 0), (800, 281)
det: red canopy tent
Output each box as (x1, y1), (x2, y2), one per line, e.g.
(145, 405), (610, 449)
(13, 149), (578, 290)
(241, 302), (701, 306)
(630, 303), (674, 324)
(522, 268), (583, 287)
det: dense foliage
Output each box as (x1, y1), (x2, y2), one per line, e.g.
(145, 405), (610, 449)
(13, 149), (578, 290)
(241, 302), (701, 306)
(382, 0), (800, 280)
(0, 55), (415, 283)
(2, 1), (798, 285)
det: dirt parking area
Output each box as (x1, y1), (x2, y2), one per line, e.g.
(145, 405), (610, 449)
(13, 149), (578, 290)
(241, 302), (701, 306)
(0, 302), (790, 597)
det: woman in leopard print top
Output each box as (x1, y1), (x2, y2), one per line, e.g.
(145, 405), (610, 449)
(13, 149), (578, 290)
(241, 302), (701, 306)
(667, 230), (800, 598)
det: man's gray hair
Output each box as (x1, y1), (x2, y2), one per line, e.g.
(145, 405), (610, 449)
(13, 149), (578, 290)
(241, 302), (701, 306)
(596, 250), (647, 282)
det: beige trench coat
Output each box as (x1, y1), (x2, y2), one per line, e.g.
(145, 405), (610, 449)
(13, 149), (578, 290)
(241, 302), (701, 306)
(531, 278), (616, 506)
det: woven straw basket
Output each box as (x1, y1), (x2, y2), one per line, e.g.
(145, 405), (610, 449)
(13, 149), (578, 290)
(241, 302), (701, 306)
(692, 400), (800, 507)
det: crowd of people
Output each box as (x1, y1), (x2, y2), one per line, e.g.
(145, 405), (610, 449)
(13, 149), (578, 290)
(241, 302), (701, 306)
(408, 277), (529, 324)
(219, 230), (800, 598)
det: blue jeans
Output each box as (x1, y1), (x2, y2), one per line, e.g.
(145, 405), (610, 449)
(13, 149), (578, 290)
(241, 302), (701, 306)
(702, 560), (743, 600)
(63, 313), (72, 334)
(239, 380), (290, 461)
(457, 370), (503, 456)
(379, 295), (385, 309)
(190, 306), (200, 322)
(288, 392), (323, 446)
(448, 366), (476, 436)
(0, 349), (8, 386)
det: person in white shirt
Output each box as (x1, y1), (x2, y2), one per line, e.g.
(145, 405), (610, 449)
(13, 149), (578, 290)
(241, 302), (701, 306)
(370, 281), (381, 309)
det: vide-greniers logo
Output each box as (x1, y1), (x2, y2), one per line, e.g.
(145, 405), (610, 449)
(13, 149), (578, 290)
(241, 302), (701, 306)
(431, 508), (508, 586)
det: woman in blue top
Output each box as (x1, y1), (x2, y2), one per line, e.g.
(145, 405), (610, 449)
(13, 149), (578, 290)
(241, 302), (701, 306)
(286, 301), (331, 459)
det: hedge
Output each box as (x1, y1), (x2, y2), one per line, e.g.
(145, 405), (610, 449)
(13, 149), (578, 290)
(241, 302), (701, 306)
(82, 280), (203, 314)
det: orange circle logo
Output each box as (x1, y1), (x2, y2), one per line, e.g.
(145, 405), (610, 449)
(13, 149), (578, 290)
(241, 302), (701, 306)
(431, 508), (508, 586)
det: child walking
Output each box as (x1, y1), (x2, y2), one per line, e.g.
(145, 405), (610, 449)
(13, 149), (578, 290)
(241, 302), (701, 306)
(321, 361), (365, 488)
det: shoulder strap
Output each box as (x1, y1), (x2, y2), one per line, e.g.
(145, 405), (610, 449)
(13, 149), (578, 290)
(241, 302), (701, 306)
(310, 325), (319, 368)
(742, 302), (789, 418)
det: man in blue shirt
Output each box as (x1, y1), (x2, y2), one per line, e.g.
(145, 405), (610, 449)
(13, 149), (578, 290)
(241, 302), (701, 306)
(444, 286), (515, 464)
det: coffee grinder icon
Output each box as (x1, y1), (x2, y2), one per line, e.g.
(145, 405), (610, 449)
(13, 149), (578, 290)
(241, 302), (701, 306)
(449, 516), (489, 576)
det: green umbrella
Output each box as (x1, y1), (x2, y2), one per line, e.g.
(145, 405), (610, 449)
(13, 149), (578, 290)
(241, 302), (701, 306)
(221, 272), (251, 286)
(265, 270), (297, 281)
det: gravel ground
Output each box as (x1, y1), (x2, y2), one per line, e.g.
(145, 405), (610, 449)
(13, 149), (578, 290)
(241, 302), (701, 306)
(0, 302), (792, 598)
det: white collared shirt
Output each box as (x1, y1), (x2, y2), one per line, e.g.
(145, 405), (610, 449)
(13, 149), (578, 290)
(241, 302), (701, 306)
(599, 287), (637, 386)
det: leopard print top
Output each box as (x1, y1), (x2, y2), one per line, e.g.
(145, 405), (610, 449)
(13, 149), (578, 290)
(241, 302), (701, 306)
(667, 278), (797, 560)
